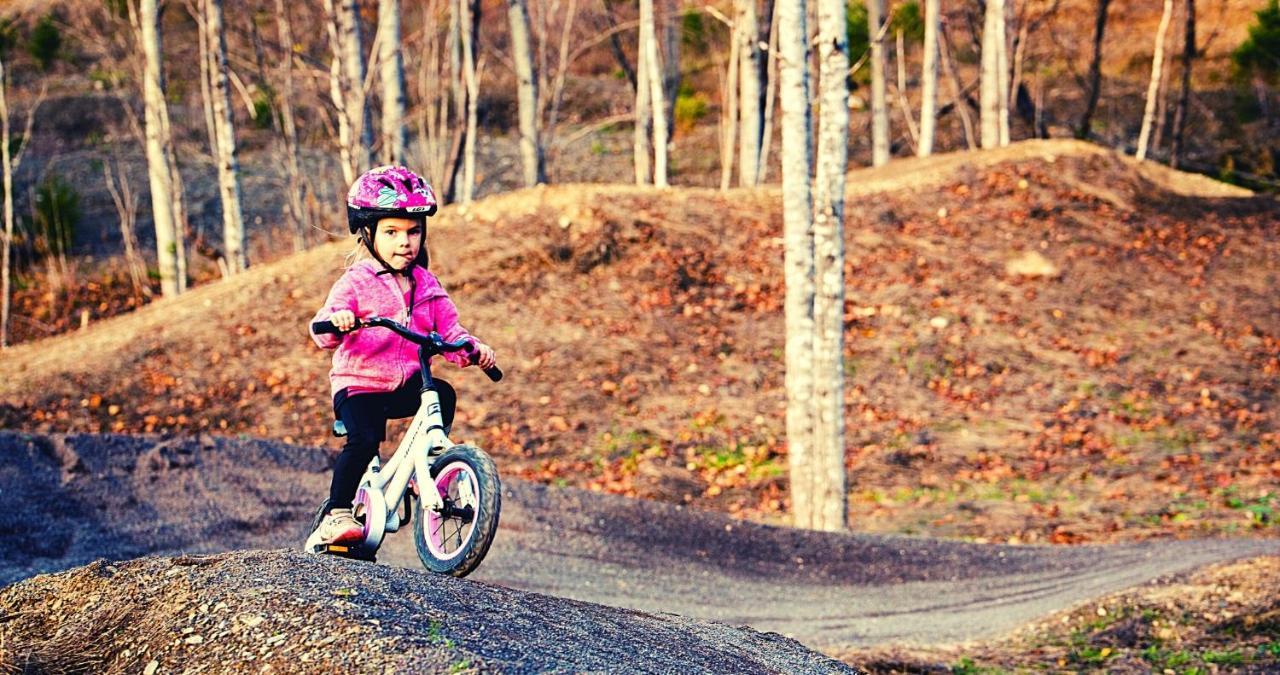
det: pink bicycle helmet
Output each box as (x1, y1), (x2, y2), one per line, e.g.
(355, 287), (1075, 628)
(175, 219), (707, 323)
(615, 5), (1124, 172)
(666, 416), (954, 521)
(346, 165), (438, 274)
(346, 165), (438, 233)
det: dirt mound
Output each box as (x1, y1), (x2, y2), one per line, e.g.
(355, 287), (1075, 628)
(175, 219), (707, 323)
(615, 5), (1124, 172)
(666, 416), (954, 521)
(1, 142), (1277, 545)
(0, 550), (860, 674)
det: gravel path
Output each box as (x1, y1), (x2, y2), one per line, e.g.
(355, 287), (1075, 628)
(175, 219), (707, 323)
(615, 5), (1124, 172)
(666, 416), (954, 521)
(5, 431), (1278, 653)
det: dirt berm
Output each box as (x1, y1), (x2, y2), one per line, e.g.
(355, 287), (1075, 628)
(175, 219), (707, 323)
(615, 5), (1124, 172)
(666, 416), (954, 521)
(0, 550), (859, 674)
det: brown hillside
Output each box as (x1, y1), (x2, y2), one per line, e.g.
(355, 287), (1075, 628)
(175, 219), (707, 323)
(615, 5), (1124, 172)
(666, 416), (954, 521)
(2, 141), (1277, 545)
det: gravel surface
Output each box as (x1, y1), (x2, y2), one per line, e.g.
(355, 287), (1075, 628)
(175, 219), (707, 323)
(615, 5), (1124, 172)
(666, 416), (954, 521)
(4, 430), (1278, 656)
(1, 550), (855, 673)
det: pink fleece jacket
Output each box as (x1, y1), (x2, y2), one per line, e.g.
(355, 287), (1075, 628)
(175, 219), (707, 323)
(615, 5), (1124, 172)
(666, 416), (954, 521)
(310, 260), (474, 396)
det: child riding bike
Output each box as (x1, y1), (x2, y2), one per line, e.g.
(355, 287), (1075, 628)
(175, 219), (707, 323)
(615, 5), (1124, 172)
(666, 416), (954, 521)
(305, 165), (496, 551)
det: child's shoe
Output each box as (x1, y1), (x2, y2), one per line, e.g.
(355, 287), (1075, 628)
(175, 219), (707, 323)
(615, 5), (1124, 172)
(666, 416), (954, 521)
(304, 508), (364, 552)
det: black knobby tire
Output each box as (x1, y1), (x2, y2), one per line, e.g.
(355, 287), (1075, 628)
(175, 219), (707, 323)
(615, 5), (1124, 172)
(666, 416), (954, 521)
(413, 444), (501, 577)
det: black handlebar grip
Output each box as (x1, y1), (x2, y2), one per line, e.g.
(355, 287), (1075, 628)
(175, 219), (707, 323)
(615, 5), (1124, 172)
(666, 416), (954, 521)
(312, 320), (341, 335)
(483, 365), (504, 382)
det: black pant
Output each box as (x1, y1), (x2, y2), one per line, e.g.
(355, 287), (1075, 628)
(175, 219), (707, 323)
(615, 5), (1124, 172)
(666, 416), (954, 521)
(328, 374), (456, 509)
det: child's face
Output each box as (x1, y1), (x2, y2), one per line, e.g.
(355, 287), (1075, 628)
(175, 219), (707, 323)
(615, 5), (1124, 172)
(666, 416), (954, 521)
(373, 217), (424, 271)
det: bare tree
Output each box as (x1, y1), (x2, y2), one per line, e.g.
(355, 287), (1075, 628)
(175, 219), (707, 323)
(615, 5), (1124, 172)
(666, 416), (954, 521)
(324, 0), (374, 185)
(185, 0), (219, 161)
(894, 28), (919, 153)
(1136, 0), (1175, 161)
(1170, 0), (1195, 167)
(980, 0), (1005, 148)
(997, 0), (1010, 145)
(867, 0), (889, 165)
(461, 0), (481, 200)
(718, 7), (741, 190)
(738, 0), (763, 185)
(509, 0), (545, 186)
(918, 0), (940, 156)
(137, 0), (186, 297)
(939, 19), (977, 149)
(808, 0), (849, 532)
(1076, 0), (1112, 139)
(274, 0), (312, 251)
(640, 0), (668, 186)
(379, 0), (409, 165)
(0, 61), (42, 348)
(206, 0), (246, 274)
(102, 160), (149, 299)
(634, 21), (653, 185)
(778, 0), (817, 529)
(758, 5), (780, 181)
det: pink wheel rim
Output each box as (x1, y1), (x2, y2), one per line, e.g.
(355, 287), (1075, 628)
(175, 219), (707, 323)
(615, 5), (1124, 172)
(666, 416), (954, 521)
(423, 461), (480, 561)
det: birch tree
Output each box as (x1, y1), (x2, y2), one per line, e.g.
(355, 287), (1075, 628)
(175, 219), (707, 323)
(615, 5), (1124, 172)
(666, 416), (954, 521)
(379, 0), (409, 165)
(1136, 0), (1175, 161)
(634, 29), (653, 184)
(138, 0), (186, 297)
(980, 0), (1004, 148)
(996, 0), (1010, 146)
(867, 0), (889, 165)
(640, 0), (669, 186)
(1170, 0), (1195, 168)
(206, 0), (246, 274)
(807, 0), (849, 531)
(274, 0), (310, 251)
(324, 0), (373, 185)
(917, 0), (940, 156)
(0, 59), (41, 348)
(508, 0), (545, 186)
(738, 0), (763, 186)
(461, 0), (481, 200)
(1077, 0), (1112, 139)
(778, 0), (818, 529)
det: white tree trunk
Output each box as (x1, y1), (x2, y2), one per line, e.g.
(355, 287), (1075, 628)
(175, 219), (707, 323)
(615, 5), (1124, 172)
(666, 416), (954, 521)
(461, 0), (480, 201)
(206, 0), (246, 274)
(867, 0), (889, 166)
(641, 0), (669, 187)
(0, 57), (12, 347)
(191, 0), (219, 160)
(379, 0), (408, 165)
(758, 11), (780, 182)
(634, 35), (652, 185)
(918, 0), (940, 157)
(778, 0), (817, 529)
(980, 0), (1002, 148)
(1137, 0), (1175, 161)
(508, 0), (544, 186)
(940, 22), (977, 149)
(274, 0), (309, 251)
(139, 0), (183, 298)
(809, 0), (849, 532)
(720, 18), (740, 192)
(738, 0), (763, 186)
(324, 0), (372, 183)
(996, 0), (1010, 146)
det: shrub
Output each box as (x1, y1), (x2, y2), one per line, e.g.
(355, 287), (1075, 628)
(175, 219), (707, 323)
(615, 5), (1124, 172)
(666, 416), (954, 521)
(29, 174), (81, 260)
(674, 91), (708, 131)
(27, 14), (62, 70)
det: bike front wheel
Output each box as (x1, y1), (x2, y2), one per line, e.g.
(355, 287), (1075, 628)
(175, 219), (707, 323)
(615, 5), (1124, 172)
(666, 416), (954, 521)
(414, 444), (501, 577)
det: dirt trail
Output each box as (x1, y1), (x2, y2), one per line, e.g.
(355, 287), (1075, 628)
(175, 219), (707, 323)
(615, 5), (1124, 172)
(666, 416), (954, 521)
(4, 431), (1276, 653)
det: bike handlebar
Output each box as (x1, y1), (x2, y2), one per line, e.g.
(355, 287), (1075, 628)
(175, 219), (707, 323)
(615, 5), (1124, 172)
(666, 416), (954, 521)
(312, 317), (504, 382)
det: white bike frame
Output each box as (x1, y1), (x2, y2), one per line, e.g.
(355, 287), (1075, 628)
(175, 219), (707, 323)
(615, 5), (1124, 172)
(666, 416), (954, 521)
(351, 386), (464, 551)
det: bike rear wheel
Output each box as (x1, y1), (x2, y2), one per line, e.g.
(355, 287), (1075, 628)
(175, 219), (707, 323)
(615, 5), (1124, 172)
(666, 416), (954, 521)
(413, 444), (501, 577)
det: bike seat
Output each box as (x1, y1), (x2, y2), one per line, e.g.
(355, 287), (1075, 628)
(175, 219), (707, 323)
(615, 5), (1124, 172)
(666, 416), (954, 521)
(332, 420), (348, 437)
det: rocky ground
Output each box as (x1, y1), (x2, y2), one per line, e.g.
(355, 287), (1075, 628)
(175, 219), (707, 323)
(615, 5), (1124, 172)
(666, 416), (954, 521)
(0, 549), (858, 674)
(2, 430), (1278, 671)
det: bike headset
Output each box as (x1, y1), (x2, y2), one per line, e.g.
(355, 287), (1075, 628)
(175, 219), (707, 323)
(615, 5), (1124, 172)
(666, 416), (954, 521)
(347, 166), (440, 316)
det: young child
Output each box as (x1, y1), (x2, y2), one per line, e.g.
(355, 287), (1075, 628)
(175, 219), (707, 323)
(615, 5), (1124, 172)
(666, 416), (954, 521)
(305, 165), (496, 549)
